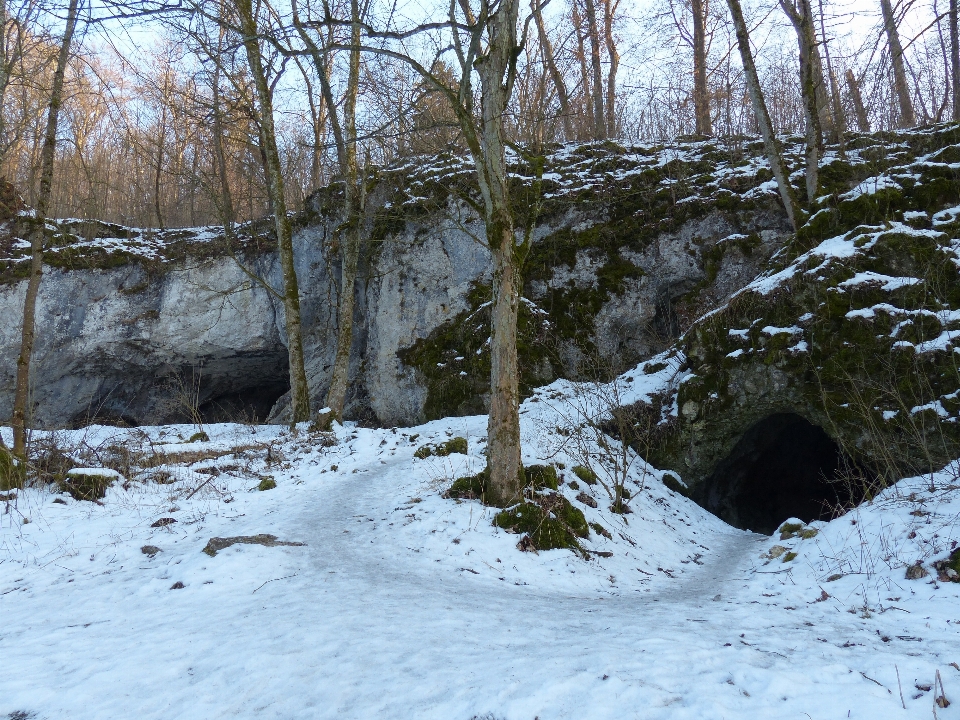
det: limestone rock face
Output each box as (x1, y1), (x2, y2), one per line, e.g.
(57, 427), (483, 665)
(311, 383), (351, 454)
(645, 125), (960, 500)
(0, 254), (289, 426)
(0, 138), (797, 427)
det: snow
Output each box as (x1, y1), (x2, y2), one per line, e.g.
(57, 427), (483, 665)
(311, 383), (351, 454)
(760, 325), (801, 336)
(839, 271), (921, 292)
(65, 467), (122, 478)
(738, 223), (943, 298)
(840, 175), (902, 201)
(2, 377), (960, 718)
(934, 205), (960, 227)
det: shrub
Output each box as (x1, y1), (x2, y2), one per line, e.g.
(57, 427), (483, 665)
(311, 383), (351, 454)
(417, 436), (469, 459)
(413, 445), (433, 459)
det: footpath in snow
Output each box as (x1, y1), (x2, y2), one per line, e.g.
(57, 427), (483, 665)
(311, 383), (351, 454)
(1, 371), (959, 719)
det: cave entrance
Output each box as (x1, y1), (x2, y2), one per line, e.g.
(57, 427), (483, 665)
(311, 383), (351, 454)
(696, 413), (861, 535)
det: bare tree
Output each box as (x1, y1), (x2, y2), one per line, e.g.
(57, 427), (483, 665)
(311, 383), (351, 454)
(845, 68), (870, 130)
(691, 0), (712, 135)
(951, 0), (959, 120)
(880, 0), (916, 126)
(232, 0), (311, 423)
(531, 0), (573, 140)
(12, 0), (81, 460)
(725, 0), (801, 230)
(780, 0), (823, 201)
(321, 0), (535, 502)
(290, 0), (365, 423)
(602, 0), (620, 136)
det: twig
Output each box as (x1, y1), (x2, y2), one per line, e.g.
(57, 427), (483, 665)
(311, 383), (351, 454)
(935, 669), (949, 714)
(896, 664), (905, 709)
(252, 573), (296, 594)
(185, 474), (217, 501)
(859, 671), (891, 693)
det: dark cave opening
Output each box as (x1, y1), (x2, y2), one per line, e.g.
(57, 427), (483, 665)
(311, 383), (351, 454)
(197, 381), (290, 424)
(695, 413), (863, 535)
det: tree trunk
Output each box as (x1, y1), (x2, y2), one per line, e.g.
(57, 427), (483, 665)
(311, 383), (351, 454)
(571, 2), (592, 139)
(154, 124), (165, 229)
(602, 0), (619, 137)
(691, 0), (712, 135)
(726, 0), (802, 231)
(781, 0), (822, 201)
(11, 0), (80, 460)
(880, 0), (916, 127)
(324, 0), (363, 422)
(236, 0), (311, 423)
(804, 0), (835, 143)
(845, 69), (870, 131)
(951, 0), (960, 120)
(582, 0), (606, 138)
(475, 0), (524, 505)
(818, 0), (847, 146)
(211, 61), (236, 237)
(532, 0), (574, 140)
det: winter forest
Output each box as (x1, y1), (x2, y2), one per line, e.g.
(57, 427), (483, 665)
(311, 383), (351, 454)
(2, 0), (960, 716)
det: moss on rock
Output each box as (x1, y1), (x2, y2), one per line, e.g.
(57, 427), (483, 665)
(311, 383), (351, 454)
(639, 125), (960, 505)
(494, 492), (589, 552)
(0, 446), (24, 491)
(572, 465), (598, 485)
(415, 436), (469, 459)
(59, 468), (118, 501)
(444, 469), (489, 501)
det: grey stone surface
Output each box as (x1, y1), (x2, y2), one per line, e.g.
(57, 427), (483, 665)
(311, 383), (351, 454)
(0, 200), (789, 429)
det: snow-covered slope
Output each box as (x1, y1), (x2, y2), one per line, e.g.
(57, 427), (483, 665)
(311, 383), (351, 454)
(2, 373), (958, 718)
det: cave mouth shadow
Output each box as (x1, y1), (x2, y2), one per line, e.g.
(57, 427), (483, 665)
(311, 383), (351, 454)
(694, 413), (866, 535)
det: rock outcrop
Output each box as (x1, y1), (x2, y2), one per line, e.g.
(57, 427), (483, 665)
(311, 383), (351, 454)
(0, 136), (809, 428)
(642, 125), (960, 514)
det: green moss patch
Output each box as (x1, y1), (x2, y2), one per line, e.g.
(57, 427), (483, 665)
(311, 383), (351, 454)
(779, 521), (804, 539)
(415, 436), (468, 459)
(59, 468), (119, 501)
(661, 472), (688, 496)
(524, 464), (559, 491)
(444, 469), (489, 501)
(572, 465), (598, 485)
(257, 477), (277, 491)
(444, 462), (559, 505)
(0, 446), (25, 491)
(494, 493), (589, 552)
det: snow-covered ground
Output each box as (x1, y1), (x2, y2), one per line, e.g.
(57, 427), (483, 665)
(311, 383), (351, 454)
(2, 373), (959, 719)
